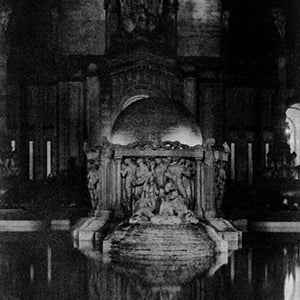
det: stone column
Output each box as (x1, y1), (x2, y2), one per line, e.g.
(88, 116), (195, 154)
(0, 7), (11, 145)
(183, 77), (197, 117)
(195, 158), (204, 217)
(96, 157), (108, 215)
(198, 83), (224, 142)
(204, 162), (216, 218)
(86, 74), (101, 146)
(115, 158), (122, 214)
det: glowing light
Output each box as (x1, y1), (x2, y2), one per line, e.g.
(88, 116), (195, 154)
(29, 141), (34, 180)
(46, 141), (52, 176)
(163, 126), (203, 146)
(111, 126), (203, 146)
(284, 266), (300, 300)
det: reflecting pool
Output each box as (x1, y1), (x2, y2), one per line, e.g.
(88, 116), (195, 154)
(1, 231), (300, 300)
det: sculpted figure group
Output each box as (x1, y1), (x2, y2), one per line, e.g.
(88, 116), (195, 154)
(121, 156), (198, 224)
(0, 150), (21, 179)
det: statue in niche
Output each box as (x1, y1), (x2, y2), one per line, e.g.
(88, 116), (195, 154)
(87, 159), (101, 210)
(84, 143), (102, 210)
(120, 0), (163, 34)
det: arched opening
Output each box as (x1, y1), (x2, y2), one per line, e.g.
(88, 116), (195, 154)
(286, 103), (300, 165)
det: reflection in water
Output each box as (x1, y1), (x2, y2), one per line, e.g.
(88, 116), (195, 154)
(248, 248), (252, 283)
(284, 246), (300, 300)
(30, 264), (34, 282)
(1, 233), (300, 299)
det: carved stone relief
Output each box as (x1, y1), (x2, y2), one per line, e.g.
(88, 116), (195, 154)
(120, 156), (197, 224)
(105, 0), (177, 51)
(84, 138), (229, 221)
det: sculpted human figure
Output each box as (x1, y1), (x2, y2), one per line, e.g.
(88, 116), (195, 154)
(204, 139), (216, 167)
(132, 177), (156, 222)
(158, 189), (197, 223)
(182, 159), (195, 208)
(100, 136), (114, 160)
(5, 151), (21, 177)
(165, 158), (187, 198)
(151, 157), (168, 188)
(0, 153), (8, 177)
(144, 175), (159, 209)
(87, 160), (101, 210)
(121, 158), (137, 202)
(134, 158), (151, 199)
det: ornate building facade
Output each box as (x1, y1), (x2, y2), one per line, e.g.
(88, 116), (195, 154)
(0, 0), (299, 203)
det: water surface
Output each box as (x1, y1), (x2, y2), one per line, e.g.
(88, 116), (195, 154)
(0, 232), (299, 300)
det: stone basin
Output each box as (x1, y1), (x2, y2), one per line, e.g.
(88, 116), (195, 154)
(106, 222), (225, 262)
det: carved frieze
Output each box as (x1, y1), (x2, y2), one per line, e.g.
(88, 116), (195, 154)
(105, 0), (177, 53)
(84, 138), (229, 220)
(120, 156), (197, 223)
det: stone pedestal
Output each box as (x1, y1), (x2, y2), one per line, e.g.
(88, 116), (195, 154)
(206, 218), (242, 250)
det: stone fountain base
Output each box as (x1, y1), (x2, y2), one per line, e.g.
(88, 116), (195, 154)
(103, 221), (229, 261)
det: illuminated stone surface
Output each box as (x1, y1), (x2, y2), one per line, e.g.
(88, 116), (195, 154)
(111, 98), (203, 146)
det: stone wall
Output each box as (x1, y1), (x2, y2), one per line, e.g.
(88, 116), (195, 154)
(59, 0), (106, 55)
(177, 0), (221, 57)
(27, 86), (57, 178)
(1, 0), (291, 192)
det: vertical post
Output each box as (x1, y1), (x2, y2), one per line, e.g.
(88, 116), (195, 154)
(29, 141), (34, 180)
(46, 140), (52, 176)
(86, 76), (101, 146)
(248, 248), (252, 283)
(195, 159), (203, 217)
(116, 158), (122, 213)
(11, 140), (16, 151)
(47, 245), (52, 284)
(230, 142), (235, 181)
(265, 142), (269, 167)
(30, 264), (34, 283)
(230, 252), (235, 283)
(0, 8), (11, 140)
(248, 142), (253, 185)
(97, 158), (107, 214)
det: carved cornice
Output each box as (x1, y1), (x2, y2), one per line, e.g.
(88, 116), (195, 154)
(85, 139), (229, 162)
(107, 49), (176, 72)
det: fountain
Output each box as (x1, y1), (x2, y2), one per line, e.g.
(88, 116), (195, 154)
(73, 97), (241, 257)
(74, 138), (240, 257)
